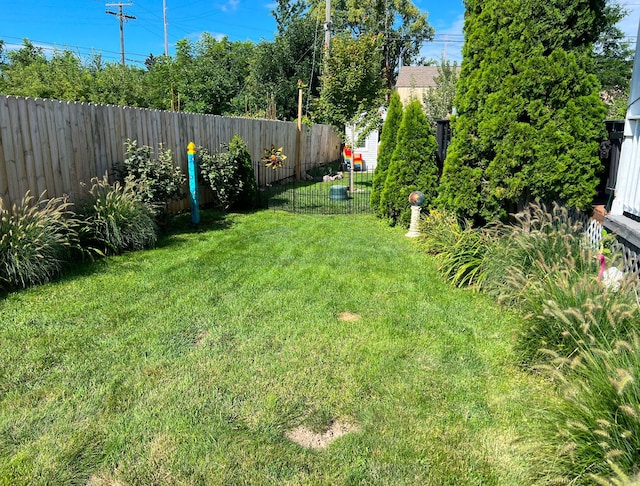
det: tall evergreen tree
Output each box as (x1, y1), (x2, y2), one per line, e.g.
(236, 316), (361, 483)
(380, 99), (438, 227)
(371, 90), (403, 216)
(438, 0), (607, 223)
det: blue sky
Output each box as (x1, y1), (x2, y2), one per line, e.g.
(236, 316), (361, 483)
(0, 0), (638, 67)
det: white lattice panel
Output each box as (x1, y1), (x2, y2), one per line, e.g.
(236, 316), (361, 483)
(585, 218), (603, 249)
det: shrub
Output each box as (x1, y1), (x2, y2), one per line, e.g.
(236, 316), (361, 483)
(0, 192), (79, 289)
(117, 139), (185, 221)
(371, 91), (403, 216)
(379, 99), (439, 227)
(437, 1), (607, 224)
(199, 134), (258, 210)
(75, 175), (157, 255)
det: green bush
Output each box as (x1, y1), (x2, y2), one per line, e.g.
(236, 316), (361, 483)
(75, 175), (157, 255)
(117, 139), (185, 221)
(198, 134), (258, 210)
(0, 192), (79, 289)
(379, 99), (439, 227)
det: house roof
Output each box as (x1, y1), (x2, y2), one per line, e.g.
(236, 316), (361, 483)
(395, 66), (440, 89)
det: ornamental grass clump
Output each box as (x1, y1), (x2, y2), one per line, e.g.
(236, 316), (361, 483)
(0, 192), (79, 290)
(418, 209), (495, 288)
(536, 334), (640, 485)
(481, 202), (592, 300)
(75, 175), (157, 256)
(512, 259), (638, 365)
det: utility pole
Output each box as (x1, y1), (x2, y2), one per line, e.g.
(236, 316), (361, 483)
(323, 0), (331, 67)
(106, 3), (136, 65)
(163, 0), (168, 56)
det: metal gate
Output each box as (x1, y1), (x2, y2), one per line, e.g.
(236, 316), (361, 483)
(256, 161), (372, 214)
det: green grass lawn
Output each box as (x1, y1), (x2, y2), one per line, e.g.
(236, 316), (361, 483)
(0, 210), (554, 485)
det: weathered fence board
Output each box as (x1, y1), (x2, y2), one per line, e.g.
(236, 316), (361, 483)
(0, 95), (342, 211)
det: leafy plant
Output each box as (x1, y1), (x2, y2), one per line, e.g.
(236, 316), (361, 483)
(261, 144), (287, 170)
(75, 175), (157, 255)
(116, 139), (185, 221)
(0, 191), (79, 289)
(418, 209), (464, 256)
(199, 134), (258, 210)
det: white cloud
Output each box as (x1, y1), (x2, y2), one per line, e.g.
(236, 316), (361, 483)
(219, 0), (240, 13)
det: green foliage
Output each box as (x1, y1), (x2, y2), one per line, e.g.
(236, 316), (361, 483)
(241, 6), (321, 120)
(594, 2), (633, 118)
(75, 175), (157, 256)
(422, 58), (459, 127)
(0, 40), (92, 101)
(198, 134), (258, 210)
(438, 0), (608, 223)
(316, 33), (385, 129)
(379, 99), (438, 226)
(371, 91), (402, 216)
(418, 209), (494, 288)
(171, 35), (255, 115)
(117, 139), (185, 221)
(89, 60), (149, 107)
(309, 0), (434, 90)
(0, 192), (79, 289)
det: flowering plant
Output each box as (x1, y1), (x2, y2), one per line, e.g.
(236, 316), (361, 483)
(262, 145), (287, 170)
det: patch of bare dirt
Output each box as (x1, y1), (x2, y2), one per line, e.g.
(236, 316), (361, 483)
(193, 329), (209, 347)
(286, 419), (359, 449)
(338, 312), (361, 322)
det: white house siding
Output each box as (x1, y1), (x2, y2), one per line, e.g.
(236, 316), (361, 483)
(345, 123), (379, 171)
(611, 19), (640, 217)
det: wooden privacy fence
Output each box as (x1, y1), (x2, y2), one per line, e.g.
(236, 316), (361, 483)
(0, 95), (342, 211)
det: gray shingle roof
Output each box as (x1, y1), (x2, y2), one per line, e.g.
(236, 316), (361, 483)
(395, 66), (441, 89)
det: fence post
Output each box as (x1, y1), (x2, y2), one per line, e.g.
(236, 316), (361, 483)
(187, 141), (200, 224)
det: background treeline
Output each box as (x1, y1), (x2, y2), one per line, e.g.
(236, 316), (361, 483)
(0, 0), (435, 127)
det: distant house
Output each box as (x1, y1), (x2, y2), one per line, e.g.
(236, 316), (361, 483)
(395, 66), (441, 107)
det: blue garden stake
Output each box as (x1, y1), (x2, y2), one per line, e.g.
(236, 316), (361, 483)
(187, 141), (200, 224)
